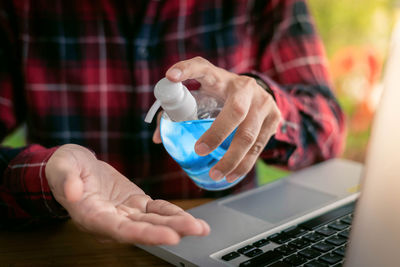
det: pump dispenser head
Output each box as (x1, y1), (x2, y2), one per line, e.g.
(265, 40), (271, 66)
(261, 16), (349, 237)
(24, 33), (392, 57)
(144, 78), (197, 123)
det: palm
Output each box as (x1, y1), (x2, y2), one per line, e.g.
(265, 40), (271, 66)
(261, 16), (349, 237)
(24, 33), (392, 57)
(46, 144), (209, 245)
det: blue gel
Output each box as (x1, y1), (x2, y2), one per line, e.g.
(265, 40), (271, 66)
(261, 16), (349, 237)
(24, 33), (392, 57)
(160, 117), (244, 191)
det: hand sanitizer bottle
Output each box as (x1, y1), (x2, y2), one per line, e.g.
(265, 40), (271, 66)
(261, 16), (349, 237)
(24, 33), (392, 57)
(145, 78), (245, 191)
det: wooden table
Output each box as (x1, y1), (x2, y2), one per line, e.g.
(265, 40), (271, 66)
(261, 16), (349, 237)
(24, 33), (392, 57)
(0, 199), (213, 266)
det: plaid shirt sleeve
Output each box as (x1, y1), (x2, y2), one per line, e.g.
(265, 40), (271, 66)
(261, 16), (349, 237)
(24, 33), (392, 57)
(251, 0), (345, 169)
(1, 145), (68, 229)
(0, 3), (67, 229)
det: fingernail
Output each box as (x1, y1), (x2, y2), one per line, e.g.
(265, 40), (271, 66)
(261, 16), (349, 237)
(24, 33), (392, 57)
(210, 169), (224, 181)
(168, 68), (182, 79)
(195, 142), (210, 155)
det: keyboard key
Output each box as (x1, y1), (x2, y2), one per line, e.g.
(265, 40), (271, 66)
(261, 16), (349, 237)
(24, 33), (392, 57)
(333, 246), (346, 257)
(239, 250), (282, 267)
(316, 227), (337, 236)
(252, 238), (270, 248)
(275, 245), (297, 256)
(299, 248), (322, 259)
(319, 252), (343, 264)
(304, 232), (324, 242)
(305, 260), (329, 267)
(338, 229), (350, 239)
(238, 245), (255, 254)
(268, 233), (291, 244)
(244, 248), (263, 258)
(341, 215), (353, 225)
(326, 236), (347, 246)
(312, 242), (335, 252)
(283, 226), (307, 238)
(328, 221), (349, 231)
(284, 254), (307, 266)
(289, 238), (310, 249)
(299, 202), (355, 230)
(221, 251), (240, 261)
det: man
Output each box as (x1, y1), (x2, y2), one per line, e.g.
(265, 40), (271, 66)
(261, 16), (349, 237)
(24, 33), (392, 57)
(0, 0), (345, 245)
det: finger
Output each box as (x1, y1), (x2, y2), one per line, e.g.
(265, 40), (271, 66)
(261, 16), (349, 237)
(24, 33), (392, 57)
(118, 202), (208, 236)
(146, 199), (186, 216)
(127, 211), (206, 236)
(209, 105), (267, 180)
(152, 112), (163, 144)
(194, 85), (252, 160)
(145, 199), (210, 235)
(198, 219), (211, 236)
(225, 113), (279, 182)
(85, 211), (181, 245)
(123, 194), (153, 212)
(165, 56), (227, 92)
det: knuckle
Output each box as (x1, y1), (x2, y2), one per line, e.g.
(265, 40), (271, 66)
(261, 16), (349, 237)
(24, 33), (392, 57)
(151, 199), (172, 213)
(260, 91), (272, 104)
(230, 97), (247, 119)
(178, 60), (191, 70)
(249, 141), (265, 156)
(238, 76), (257, 89)
(238, 129), (257, 147)
(271, 107), (282, 125)
(193, 56), (208, 64)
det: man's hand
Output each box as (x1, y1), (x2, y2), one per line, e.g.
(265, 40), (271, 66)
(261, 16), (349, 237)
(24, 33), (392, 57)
(45, 144), (210, 245)
(153, 57), (281, 182)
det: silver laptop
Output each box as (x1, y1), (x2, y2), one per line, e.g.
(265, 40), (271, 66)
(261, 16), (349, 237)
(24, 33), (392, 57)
(138, 20), (400, 267)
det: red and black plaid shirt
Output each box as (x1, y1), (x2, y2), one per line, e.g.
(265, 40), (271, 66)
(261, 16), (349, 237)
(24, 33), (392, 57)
(0, 0), (345, 228)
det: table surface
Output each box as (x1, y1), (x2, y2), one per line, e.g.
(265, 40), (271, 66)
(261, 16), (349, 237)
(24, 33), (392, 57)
(0, 198), (213, 266)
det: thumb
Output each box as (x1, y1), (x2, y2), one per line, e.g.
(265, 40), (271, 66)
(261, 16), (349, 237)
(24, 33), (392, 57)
(63, 172), (84, 202)
(46, 158), (84, 203)
(46, 144), (93, 203)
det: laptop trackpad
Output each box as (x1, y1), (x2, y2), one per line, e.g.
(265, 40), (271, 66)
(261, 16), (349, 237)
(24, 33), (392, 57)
(222, 181), (336, 224)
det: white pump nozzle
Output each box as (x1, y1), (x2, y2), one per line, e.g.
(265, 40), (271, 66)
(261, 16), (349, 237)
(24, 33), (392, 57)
(144, 100), (161, 123)
(144, 78), (197, 123)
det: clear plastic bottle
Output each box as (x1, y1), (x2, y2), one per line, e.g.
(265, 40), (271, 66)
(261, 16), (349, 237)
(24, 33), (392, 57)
(145, 78), (245, 190)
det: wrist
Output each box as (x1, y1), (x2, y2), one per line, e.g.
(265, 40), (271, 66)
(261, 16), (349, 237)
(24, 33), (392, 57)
(241, 72), (275, 100)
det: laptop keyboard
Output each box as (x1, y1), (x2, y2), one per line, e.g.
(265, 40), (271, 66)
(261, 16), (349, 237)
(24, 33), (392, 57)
(220, 202), (355, 267)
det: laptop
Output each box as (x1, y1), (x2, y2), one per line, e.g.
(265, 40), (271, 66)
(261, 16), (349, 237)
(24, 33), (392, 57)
(138, 20), (400, 267)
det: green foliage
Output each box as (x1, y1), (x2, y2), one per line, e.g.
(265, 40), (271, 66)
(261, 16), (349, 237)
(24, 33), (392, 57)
(256, 160), (290, 185)
(309, 0), (396, 162)
(309, 0), (396, 57)
(2, 127), (26, 148)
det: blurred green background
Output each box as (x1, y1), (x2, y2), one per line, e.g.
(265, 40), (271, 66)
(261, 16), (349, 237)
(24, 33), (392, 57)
(310, 0), (397, 162)
(2, 0), (398, 185)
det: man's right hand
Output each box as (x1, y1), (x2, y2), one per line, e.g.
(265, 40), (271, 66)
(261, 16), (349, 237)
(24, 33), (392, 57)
(45, 144), (210, 245)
